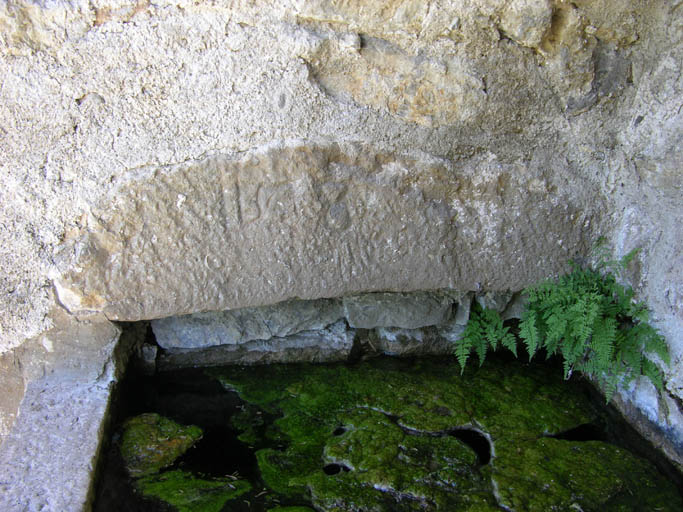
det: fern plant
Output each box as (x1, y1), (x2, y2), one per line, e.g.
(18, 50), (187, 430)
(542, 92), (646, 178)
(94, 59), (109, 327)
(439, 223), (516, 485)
(456, 303), (516, 370)
(455, 244), (670, 402)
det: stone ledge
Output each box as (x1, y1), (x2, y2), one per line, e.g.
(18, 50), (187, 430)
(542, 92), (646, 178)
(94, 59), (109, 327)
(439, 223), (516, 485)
(0, 375), (114, 512)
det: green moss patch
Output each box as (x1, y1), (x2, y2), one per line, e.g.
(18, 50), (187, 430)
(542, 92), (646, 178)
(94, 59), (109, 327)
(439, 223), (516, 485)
(120, 413), (203, 477)
(209, 356), (681, 511)
(137, 470), (251, 512)
(490, 438), (682, 511)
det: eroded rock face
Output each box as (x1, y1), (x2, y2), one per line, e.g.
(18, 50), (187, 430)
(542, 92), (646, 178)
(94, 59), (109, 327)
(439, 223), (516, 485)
(343, 291), (455, 330)
(1, 0), (668, 357)
(54, 141), (602, 322)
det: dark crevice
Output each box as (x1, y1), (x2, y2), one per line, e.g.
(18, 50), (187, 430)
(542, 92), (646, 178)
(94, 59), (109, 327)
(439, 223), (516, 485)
(364, 406), (493, 467)
(332, 426), (347, 436)
(545, 423), (607, 443)
(323, 463), (351, 475)
(447, 428), (492, 465)
(174, 425), (257, 479)
(347, 329), (365, 364)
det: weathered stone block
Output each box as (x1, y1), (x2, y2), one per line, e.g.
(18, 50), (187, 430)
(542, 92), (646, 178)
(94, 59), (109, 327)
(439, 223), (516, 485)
(158, 320), (354, 369)
(343, 291), (454, 329)
(152, 298), (344, 350)
(374, 326), (455, 357)
(475, 291), (513, 313)
(54, 142), (602, 323)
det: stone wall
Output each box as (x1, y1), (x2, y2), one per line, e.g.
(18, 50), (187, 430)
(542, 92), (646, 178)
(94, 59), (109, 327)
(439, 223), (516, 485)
(0, 0), (681, 507)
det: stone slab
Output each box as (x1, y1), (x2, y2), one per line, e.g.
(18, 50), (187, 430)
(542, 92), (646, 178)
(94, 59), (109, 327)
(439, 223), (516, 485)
(158, 320), (354, 369)
(152, 298), (343, 350)
(374, 326), (456, 357)
(343, 291), (455, 329)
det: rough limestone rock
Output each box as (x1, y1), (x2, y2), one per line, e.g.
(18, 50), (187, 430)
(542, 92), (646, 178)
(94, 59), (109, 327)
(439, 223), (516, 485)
(158, 320), (354, 370)
(0, 316), (122, 512)
(498, 0), (553, 49)
(53, 141), (602, 322)
(0, 377), (114, 511)
(474, 290), (513, 313)
(152, 298), (344, 350)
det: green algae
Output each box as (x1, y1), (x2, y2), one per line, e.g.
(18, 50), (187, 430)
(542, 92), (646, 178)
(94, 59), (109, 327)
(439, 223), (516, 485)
(120, 413), (203, 477)
(119, 413), (254, 511)
(137, 469), (251, 512)
(489, 437), (683, 511)
(304, 407), (497, 512)
(209, 356), (682, 512)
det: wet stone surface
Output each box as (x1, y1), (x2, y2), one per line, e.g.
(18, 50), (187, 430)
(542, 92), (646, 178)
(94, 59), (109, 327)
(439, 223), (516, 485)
(120, 413), (203, 478)
(94, 354), (683, 512)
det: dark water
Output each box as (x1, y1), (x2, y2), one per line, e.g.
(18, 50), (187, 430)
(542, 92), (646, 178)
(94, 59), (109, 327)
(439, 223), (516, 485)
(93, 364), (312, 512)
(93, 346), (683, 512)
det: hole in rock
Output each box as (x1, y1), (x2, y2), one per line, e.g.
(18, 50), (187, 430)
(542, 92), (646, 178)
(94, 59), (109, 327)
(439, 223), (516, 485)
(333, 426), (347, 436)
(447, 428), (492, 466)
(323, 463), (351, 475)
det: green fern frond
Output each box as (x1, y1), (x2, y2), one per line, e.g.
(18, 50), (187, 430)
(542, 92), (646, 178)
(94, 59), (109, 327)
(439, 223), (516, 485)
(591, 317), (616, 368)
(501, 332), (517, 357)
(545, 311), (568, 346)
(642, 359), (664, 392)
(519, 310), (540, 360)
(458, 241), (670, 403)
(481, 308), (503, 351)
(643, 329), (670, 365)
(455, 325), (476, 373)
(475, 335), (488, 367)
(602, 374), (619, 403)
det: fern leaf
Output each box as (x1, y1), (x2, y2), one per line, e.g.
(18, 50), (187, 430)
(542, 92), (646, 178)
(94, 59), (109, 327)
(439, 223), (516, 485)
(602, 374), (619, 403)
(454, 330), (474, 374)
(546, 311), (568, 346)
(643, 329), (670, 365)
(591, 316), (616, 369)
(454, 241), (669, 400)
(501, 332), (517, 357)
(481, 308), (503, 351)
(642, 359), (664, 392)
(475, 335), (488, 367)
(520, 310), (540, 360)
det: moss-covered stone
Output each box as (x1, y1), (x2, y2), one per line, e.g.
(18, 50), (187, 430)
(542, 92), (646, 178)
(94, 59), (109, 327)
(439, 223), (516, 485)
(137, 469), (251, 512)
(120, 413), (203, 477)
(303, 407), (497, 512)
(489, 438), (683, 511)
(210, 356), (682, 511)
